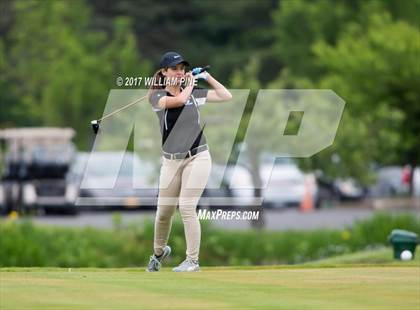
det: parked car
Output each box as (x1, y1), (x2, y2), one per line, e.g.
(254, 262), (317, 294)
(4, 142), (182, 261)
(369, 166), (410, 198)
(197, 163), (233, 209)
(199, 163), (259, 209)
(369, 165), (420, 198)
(314, 172), (366, 204)
(68, 151), (159, 210)
(224, 163), (259, 208)
(260, 160), (310, 208)
(235, 150), (317, 208)
(333, 178), (365, 200)
(72, 152), (264, 211)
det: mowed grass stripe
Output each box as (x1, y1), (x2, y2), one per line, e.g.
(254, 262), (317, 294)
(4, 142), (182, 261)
(2, 271), (229, 309)
(1, 267), (419, 310)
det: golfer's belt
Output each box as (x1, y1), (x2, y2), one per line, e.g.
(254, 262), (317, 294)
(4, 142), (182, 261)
(162, 144), (208, 160)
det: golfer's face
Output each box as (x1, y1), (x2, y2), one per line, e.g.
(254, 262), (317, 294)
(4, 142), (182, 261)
(165, 64), (185, 84)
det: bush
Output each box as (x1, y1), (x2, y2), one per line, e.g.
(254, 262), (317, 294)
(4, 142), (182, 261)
(0, 212), (418, 267)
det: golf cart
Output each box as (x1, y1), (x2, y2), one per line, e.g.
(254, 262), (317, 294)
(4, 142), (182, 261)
(0, 127), (78, 214)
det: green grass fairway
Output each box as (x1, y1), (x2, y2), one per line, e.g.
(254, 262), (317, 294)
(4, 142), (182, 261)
(1, 248), (419, 309)
(1, 265), (419, 310)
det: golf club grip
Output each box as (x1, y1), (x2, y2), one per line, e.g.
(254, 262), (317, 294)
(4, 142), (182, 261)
(192, 65), (210, 76)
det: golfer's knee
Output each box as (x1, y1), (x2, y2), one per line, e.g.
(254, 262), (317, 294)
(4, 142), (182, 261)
(156, 206), (175, 222)
(178, 204), (198, 220)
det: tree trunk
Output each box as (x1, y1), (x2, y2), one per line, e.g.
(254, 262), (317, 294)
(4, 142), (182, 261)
(248, 149), (265, 229)
(408, 161), (416, 197)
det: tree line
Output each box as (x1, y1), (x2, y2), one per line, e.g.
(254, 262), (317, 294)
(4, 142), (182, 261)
(0, 0), (418, 190)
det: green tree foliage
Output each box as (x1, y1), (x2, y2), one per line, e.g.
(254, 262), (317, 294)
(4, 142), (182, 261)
(271, 0), (419, 80)
(271, 0), (420, 185)
(313, 13), (420, 186)
(4, 0), (150, 149)
(88, 0), (279, 82)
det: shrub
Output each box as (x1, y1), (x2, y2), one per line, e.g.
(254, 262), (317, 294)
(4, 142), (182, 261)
(0, 212), (418, 267)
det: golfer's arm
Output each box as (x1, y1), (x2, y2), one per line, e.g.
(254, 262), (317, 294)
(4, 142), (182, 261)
(157, 85), (194, 109)
(206, 74), (233, 102)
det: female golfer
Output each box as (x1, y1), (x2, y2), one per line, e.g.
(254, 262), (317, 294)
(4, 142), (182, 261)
(146, 51), (232, 272)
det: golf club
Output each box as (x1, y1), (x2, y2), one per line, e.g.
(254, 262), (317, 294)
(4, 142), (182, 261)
(90, 66), (210, 134)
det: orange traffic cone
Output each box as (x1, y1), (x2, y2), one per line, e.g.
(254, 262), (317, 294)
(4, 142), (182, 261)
(300, 177), (314, 213)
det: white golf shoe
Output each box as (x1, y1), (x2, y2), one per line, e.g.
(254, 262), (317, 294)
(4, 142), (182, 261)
(172, 258), (200, 272)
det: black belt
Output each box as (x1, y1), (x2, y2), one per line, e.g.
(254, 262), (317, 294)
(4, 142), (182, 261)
(162, 144), (208, 160)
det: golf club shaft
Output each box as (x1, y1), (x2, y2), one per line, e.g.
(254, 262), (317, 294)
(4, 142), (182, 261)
(96, 94), (148, 122)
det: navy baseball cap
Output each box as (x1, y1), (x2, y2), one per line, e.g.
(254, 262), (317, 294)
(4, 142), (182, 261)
(159, 51), (190, 68)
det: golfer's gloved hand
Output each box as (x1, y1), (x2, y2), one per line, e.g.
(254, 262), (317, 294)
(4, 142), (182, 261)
(192, 67), (208, 80)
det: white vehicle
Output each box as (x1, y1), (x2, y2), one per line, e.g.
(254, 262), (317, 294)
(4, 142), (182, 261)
(69, 151), (159, 209)
(224, 164), (261, 208)
(369, 166), (410, 198)
(369, 166), (420, 199)
(235, 148), (316, 208)
(261, 161), (315, 208)
(199, 163), (259, 209)
(208, 159), (311, 209)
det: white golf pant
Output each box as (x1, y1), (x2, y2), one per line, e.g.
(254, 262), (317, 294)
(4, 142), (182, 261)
(154, 149), (212, 261)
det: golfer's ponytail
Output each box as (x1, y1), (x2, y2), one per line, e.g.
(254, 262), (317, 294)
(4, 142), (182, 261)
(148, 69), (166, 99)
